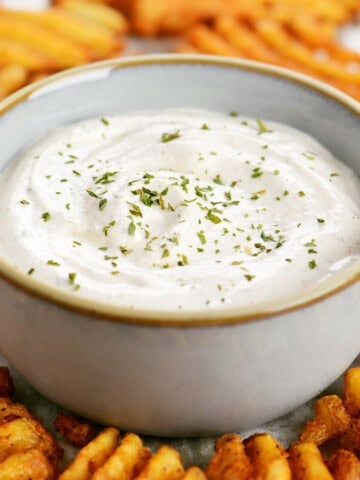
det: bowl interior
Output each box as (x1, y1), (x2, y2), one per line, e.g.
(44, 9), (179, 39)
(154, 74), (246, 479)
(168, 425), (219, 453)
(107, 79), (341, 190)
(1, 56), (359, 177)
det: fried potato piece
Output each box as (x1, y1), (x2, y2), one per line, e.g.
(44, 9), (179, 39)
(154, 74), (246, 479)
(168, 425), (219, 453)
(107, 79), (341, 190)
(58, 427), (119, 480)
(299, 395), (352, 445)
(206, 433), (252, 480)
(187, 24), (242, 57)
(134, 445), (184, 480)
(338, 418), (360, 455)
(181, 467), (207, 480)
(327, 449), (360, 480)
(0, 40), (54, 71)
(0, 65), (27, 100)
(92, 432), (149, 480)
(2, 9), (122, 58)
(255, 19), (360, 84)
(0, 15), (90, 69)
(53, 413), (96, 448)
(0, 448), (54, 480)
(0, 367), (14, 397)
(288, 442), (333, 480)
(0, 396), (36, 424)
(0, 416), (63, 466)
(245, 433), (291, 480)
(343, 368), (360, 418)
(57, 0), (128, 33)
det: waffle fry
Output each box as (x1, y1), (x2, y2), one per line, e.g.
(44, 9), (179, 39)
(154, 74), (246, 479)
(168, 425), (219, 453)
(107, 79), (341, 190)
(0, 64), (28, 100)
(288, 442), (333, 480)
(0, 449), (54, 480)
(53, 413), (97, 448)
(245, 433), (291, 479)
(327, 449), (360, 479)
(56, 0), (129, 33)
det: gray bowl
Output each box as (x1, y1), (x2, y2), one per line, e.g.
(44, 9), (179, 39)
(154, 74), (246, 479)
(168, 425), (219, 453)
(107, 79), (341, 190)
(0, 55), (359, 436)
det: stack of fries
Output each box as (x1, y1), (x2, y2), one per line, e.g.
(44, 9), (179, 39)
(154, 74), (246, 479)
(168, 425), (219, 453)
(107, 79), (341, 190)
(0, 366), (360, 478)
(0, 0), (128, 99)
(0, 0), (359, 101)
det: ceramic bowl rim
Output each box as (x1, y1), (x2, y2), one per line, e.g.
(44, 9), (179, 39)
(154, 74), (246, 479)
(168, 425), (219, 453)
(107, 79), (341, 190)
(0, 54), (359, 327)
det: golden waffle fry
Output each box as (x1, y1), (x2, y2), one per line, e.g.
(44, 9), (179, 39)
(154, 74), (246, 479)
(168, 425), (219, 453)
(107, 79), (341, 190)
(0, 449), (54, 480)
(0, 39), (54, 71)
(2, 9), (122, 57)
(288, 442), (333, 480)
(0, 65), (28, 100)
(299, 396), (352, 445)
(56, 0), (128, 33)
(0, 14), (90, 69)
(245, 433), (291, 480)
(92, 432), (150, 480)
(327, 449), (360, 479)
(0, 416), (62, 466)
(181, 467), (207, 480)
(344, 368), (360, 418)
(134, 445), (184, 480)
(206, 433), (252, 480)
(187, 24), (242, 57)
(58, 427), (119, 480)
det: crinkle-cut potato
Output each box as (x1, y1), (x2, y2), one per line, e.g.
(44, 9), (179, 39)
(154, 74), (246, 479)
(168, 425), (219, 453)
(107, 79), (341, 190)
(0, 39), (54, 71)
(0, 448), (54, 480)
(55, 0), (129, 33)
(288, 442), (333, 480)
(58, 427), (119, 480)
(0, 416), (63, 466)
(344, 368), (360, 418)
(245, 433), (291, 480)
(298, 395), (352, 445)
(0, 366), (14, 398)
(338, 418), (360, 455)
(327, 449), (360, 479)
(1, 9), (122, 58)
(181, 467), (207, 480)
(0, 65), (28, 100)
(134, 445), (184, 480)
(53, 413), (96, 448)
(206, 433), (252, 480)
(92, 432), (150, 480)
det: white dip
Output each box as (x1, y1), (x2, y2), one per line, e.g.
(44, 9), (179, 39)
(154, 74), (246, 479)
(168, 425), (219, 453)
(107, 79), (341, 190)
(0, 109), (359, 312)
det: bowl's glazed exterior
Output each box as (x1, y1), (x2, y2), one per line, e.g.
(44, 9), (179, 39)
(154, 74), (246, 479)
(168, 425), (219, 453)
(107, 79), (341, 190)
(0, 55), (359, 436)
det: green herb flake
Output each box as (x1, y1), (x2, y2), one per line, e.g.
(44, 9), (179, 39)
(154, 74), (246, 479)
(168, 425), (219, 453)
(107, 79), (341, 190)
(229, 111), (238, 117)
(197, 231), (207, 245)
(86, 189), (99, 199)
(41, 212), (51, 222)
(103, 220), (116, 237)
(99, 198), (108, 211)
(317, 218), (325, 223)
(251, 167), (263, 178)
(162, 248), (170, 259)
(308, 260), (317, 270)
(68, 272), (77, 285)
(20, 199), (30, 205)
(244, 274), (255, 281)
(201, 123), (210, 130)
(205, 210), (222, 224)
(256, 119), (272, 135)
(161, 130), (181, 143)
(47, 260), (60, 266)
(72, 170), (81, 176)
(101, 117), (109, 126)
(128, 219), (136, 236)
(298, 191), (306, 197)
(27, 268), (35, 275)
(65, 203), (70, 210)
(213, 174), (223, 185)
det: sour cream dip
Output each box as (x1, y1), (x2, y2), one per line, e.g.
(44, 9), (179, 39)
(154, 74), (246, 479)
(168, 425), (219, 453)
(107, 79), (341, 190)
(0, 109), (359, 312)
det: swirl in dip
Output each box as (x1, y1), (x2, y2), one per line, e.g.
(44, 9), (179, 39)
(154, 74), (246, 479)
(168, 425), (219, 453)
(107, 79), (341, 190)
(0, 109), (359, 312)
